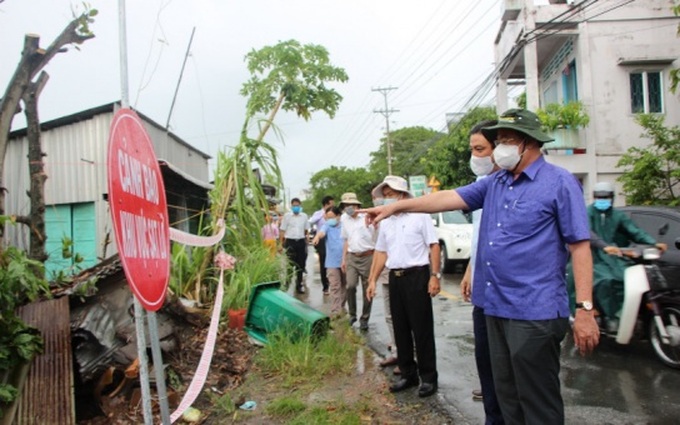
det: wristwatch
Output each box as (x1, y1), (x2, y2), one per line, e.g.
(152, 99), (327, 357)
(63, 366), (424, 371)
(431, 272), (442, 279)
(575, 300), (594, 311)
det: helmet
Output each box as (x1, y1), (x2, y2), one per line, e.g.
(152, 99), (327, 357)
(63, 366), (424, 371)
(593, 181), (615, 198)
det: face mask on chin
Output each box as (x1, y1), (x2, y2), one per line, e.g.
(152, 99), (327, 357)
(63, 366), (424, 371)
(493, 143), (524, 170)
(470, 155), (494, 176)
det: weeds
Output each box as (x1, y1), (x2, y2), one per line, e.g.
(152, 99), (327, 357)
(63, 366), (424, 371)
(265, 395), (306, 418)
(207, 391), (235, 416)
(256, 322), (361, 387)
(266, 397), (365, 425)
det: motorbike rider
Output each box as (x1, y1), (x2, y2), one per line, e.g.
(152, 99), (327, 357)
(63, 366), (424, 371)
(585, 181), (667, 331)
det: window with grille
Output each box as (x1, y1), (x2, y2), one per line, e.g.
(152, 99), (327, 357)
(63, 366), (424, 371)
(630, 71), (663, 113)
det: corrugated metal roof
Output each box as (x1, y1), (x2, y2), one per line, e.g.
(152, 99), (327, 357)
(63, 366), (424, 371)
(8, 102), (211, 160)
(16, 297), (75, 425)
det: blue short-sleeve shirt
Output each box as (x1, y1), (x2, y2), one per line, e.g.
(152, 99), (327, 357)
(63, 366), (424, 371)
(457, 156), (590, 320)
(322, 224), (344, 269)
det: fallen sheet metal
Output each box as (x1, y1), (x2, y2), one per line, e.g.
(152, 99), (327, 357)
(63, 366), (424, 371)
(16, 296), (75, 425)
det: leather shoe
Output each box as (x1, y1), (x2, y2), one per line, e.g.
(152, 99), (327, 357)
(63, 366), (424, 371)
(418, 382), (438, 398)
(389, 378), (418, 393)
(379, 356), (398, 367)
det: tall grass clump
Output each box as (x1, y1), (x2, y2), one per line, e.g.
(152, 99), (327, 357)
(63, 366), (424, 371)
(256, 322), (361, 387)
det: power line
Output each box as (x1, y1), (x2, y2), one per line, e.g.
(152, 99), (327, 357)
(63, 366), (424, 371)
(391, 1), (497, 105)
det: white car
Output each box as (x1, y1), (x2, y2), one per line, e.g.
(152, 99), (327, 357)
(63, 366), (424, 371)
(431, 211), (473, 273)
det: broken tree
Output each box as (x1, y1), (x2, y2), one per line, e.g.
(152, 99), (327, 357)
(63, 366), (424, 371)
(0, 8), (96, 250)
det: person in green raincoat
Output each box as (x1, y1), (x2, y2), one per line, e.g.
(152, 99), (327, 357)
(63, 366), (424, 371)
(568, 182), (667, 330)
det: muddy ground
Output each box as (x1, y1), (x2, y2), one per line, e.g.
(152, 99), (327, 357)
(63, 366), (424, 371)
(78, 321), (455, 424)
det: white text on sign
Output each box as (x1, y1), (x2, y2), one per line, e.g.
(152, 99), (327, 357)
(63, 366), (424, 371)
(118, 146), (160, 204)
(117, 145), (166, 260)
(119, 211), (167, 260)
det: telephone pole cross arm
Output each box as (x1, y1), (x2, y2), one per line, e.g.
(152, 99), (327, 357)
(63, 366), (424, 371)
(372, 86), (399, 175)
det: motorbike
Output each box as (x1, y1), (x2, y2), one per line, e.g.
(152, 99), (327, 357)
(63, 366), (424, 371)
(604, 242), (680, 369)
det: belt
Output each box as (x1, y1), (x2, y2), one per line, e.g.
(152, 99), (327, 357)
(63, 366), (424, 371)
(285, 238), (306, 242)
(350, 250), (374, 257)
(390, 265), (429, 277)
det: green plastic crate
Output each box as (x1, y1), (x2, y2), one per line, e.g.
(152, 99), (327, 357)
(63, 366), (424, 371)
(244, 281), (330, 344)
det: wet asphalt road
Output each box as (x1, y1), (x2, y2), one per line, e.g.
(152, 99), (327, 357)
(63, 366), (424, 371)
(291, 252), (680, 424)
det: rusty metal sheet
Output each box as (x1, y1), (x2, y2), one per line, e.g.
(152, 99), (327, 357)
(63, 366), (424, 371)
(16, 297), (75, 425)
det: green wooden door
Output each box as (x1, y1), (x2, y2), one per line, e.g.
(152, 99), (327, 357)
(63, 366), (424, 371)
(45, 205), (72, 278)
(45, 202), (97, 279)
(72, 203), (97, 270)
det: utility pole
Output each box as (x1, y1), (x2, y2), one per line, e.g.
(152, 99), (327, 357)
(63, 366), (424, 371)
(372, 86), (399, 175)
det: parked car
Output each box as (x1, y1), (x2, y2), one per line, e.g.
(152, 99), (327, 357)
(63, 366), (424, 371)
(431, 211), (473, 273)
(619, 206), (680, 287)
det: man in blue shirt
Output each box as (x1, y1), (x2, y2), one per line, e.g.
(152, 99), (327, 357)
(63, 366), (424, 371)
(362, 109), (600, 425)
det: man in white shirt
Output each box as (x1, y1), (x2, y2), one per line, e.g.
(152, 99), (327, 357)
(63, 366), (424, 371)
(367, 176), (441, 398)
(280, 197), (310, 293)
(340, 192), (376, 330)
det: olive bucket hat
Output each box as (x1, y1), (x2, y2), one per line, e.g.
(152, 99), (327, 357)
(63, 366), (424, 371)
(481, 108), (554, 144)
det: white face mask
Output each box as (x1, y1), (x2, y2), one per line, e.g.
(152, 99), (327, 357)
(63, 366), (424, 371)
(469, 155), (494, 176)
(493, 143), (524, 170)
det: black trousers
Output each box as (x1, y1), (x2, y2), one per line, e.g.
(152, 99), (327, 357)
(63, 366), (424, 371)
(389, 266), (437, 384)
(473, 306), (504, 425)
(315, 237), (329, 289)
(284, 238), (307, 287)
(486, 316), (569, 425)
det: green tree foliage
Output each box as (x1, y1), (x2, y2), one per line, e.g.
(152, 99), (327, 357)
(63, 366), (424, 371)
(617, 114), (680, 206)
(368, 126), (444, 178)
(516, 92), (527, 109)
(241, 39), (349, 123)
(421, 106), (497, 189)
(305, 166), (377, 211)
(184, 40), (347, 304)
(0, 245), (50, 406)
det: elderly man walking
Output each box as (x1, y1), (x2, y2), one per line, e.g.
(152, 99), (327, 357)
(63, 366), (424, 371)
(367, 175), (441, 398)
(340, 192), (376, 330)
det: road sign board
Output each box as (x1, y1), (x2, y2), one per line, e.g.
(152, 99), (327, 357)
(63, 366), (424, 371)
(107, 108), (170, 311)
(409, 175), (428, 197)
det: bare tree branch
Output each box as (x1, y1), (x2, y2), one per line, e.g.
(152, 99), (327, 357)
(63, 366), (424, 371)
(0, 11), (95, 245)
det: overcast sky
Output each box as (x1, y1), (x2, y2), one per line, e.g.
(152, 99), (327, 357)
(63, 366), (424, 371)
(1, 0), (528, 198)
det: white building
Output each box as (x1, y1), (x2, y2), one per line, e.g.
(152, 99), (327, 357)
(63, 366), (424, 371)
(494, 0), (680, 203)
(4, 103), (212, 277)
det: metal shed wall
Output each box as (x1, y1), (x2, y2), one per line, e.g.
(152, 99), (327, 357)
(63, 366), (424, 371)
(3, 105), (210, 260)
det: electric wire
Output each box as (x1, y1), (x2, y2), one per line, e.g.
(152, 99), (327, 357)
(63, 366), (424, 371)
(377, 0), (454, 84)
(397, 0), (642, 175)
(326, 1), (464, 166)
(391, 1), (499, 105)
(389, 2), (482, 103)
(330, 1), (501, 170)
(134, 0), (174, 107)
